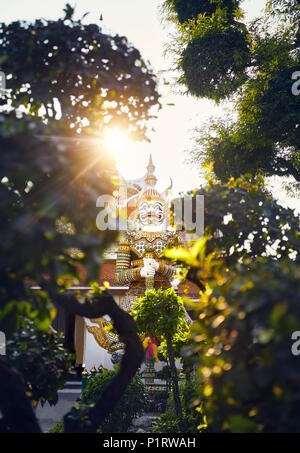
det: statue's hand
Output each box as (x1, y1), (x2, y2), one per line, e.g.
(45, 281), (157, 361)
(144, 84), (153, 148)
(140, 263), (156, 278)
(143, 258), (159, 271)
(148, 258), (159, 271)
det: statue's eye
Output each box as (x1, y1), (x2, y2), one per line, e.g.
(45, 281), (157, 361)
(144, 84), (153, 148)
(139, 203), (148, 212)
(154, 203), (163, 212)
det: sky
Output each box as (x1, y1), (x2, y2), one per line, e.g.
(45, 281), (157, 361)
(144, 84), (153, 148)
(2, 0), (299, 210)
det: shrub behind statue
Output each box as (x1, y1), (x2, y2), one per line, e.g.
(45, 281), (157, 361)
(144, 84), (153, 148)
(50, 370), (149, 433)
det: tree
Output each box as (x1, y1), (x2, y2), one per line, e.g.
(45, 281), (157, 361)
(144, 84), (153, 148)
(169, 175), (300, 273)
(0, 4), (159, 432)
(163, 0), (239, 24)
(80, 370), (149, 433)
(162, 0), (300, 186)
(0, 3), (160, 139)
(161, 0), (251, 101)
(132, 288), (189, 418)
(166, 177), (300, 432)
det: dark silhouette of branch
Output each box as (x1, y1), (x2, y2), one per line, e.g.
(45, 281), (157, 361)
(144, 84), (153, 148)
(45, 287), (144, 433)
(1, 285), (143, 433)
(0, 358), (41, 432)
(274, 158), (300, 182)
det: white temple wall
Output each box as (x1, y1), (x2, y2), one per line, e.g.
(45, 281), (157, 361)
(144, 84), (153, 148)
(84, 318), (115, 371)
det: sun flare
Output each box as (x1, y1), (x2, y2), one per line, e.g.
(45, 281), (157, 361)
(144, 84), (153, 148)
(104, 128), (131, 160)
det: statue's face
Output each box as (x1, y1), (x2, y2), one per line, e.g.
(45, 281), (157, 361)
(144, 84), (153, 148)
(138, 200), (165, 227)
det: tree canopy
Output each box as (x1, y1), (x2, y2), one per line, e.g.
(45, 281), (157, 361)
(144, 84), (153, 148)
(0, 3), (160, 139)
(162, 0), (300, 186)
(166, 177), (300, 432)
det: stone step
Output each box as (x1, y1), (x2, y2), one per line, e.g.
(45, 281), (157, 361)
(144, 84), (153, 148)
(58, 381), (82, 394)
(127, 413), (160, 433)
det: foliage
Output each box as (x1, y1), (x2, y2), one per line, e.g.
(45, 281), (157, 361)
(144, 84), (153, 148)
(153, 380), (207, 433)
(0, 5), (159, 138)
(80, 370), (149, 433)
(156, 365), (172, 381)
(163, 0), (239, 24)
(152, 412), (184, 433)
(184, 1), (300, 184)
(132, 288), (190, 417)
(180, 20), (250, 101)
(48, 419), (64, 433)
(131, 288), (188, 341)
(0, 4), (159, 337)
(0, 4), (159, 432)
(6, 317), (73, 407)
(166, 178), (300, 432)
(49, 370), (149, 433)
(147, 388), (170, 413)
(0, 111), (115, 337)
(188, 258), (300, 433)
(161, 1), (250, 101)
(169, 176), (300, 273)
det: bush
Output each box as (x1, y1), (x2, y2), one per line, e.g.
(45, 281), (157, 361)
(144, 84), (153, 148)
(48, 420), (64, 433)
(80, 370), (149, 433)
(6, 317), (73, 407)
(148, 389), (170, 413)
(153, 380), (206, 433)
(49, 370), (149, 433)
(190, 258), (300, 432)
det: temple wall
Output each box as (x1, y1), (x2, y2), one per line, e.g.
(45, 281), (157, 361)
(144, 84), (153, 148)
(84, 317), (115, 371)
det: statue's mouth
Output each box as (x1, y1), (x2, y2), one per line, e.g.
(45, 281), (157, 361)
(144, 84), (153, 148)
(140, 212), (163, 224)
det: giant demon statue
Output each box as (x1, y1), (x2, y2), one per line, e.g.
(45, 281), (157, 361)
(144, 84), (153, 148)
(85, 155), (186, 364)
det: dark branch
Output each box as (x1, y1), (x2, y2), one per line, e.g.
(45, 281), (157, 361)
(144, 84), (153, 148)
(274, 158), (300, 182)
(49, 290), (143, 433)
(0, 358), (41, 433)
(0, 283), (143, 433)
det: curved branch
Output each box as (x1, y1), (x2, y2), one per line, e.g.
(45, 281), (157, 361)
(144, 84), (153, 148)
(0, 286), (143, 433)
(50, 290), (143, 433)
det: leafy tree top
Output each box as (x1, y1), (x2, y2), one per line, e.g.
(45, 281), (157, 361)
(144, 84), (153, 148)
(179, 0), (300, 183)
(0, 4), (160, 139)
(168, 175), (300, 281)
(131, 288), (189, 341)
(162, 0), (240, 24)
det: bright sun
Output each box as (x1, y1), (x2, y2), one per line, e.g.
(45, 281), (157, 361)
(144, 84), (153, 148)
(104, 128), (131, 160)
(103, 126), (151, 181)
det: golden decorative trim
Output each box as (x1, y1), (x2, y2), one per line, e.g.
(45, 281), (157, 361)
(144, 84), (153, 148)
(81, 367), (88, 377)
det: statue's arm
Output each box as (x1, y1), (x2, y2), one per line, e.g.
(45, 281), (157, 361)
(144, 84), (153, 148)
(156, 232), (184, 280)
(114, 240), (142, 285)
(157, 262), (176, 280)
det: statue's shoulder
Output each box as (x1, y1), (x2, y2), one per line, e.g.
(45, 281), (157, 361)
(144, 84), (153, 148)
(124, 231), (144, 247)
(118, 232), (131, 245)
(162, 230), (180, 241)
(120, 230), (182, 245)
(176, 230), (189, 246)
